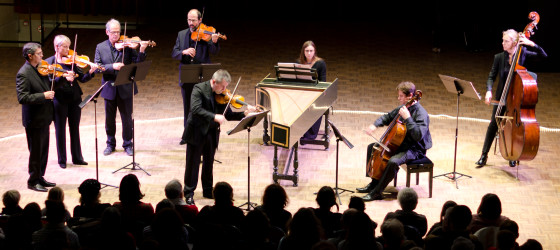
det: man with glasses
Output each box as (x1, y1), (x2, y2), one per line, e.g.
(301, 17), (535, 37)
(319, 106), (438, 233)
(95, 18), (148, 156)
(172, 8), (221, 145)
(16, 42), (57, 192)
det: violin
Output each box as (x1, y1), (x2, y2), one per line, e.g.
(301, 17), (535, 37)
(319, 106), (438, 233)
(115, 35), (157, 50)
(215, 88), (248, 109)
(37, 60), (72, 78)
(191, 23), (227, 42)
(61, 50), (106, 71)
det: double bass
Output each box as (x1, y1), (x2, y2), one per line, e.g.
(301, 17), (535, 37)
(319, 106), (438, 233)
(366, 90), (422, 178)
(495, 12), (540, 162)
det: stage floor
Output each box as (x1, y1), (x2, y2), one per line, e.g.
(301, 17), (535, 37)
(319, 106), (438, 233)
(1, 19), (559, 248)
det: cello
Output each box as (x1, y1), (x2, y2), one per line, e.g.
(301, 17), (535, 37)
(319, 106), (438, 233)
(366, 90), (422, 178)
(495, 12), (540, 162)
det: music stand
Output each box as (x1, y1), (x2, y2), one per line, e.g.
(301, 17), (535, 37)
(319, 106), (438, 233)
(79, 81), (117, 189)
(227, 110), (270, 211)
(434, 74), (480, 188)
(327, 120), (355, 205)
(112, 61), (152, 176)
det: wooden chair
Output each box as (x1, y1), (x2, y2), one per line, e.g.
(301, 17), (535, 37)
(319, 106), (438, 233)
(393, 157), (434, 198)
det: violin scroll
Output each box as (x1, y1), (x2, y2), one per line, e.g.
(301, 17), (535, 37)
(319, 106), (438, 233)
(523, 11), (540, 39)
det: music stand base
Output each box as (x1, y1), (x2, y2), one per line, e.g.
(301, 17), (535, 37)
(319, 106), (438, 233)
(434, 171), (472, 188)
(334, 187), (354, 205)
(238, 201), (257, 211)
(113, 162), (151, 176)
(99, 182), (118, 189)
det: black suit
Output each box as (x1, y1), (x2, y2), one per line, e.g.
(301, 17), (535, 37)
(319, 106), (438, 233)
(94, 40), (146, 149)
(171, 28), (220, 141)
(183, 81), (244, 196)
(16, 61), (54, 185)
(45, 56), (95, 164)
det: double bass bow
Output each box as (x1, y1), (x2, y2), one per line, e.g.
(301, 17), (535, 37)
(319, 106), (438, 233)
(365, 90), (422, 178)
(495, 11), (540, 162)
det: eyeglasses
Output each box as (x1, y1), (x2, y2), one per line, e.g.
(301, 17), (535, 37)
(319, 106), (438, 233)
(109, 31), (120, 35)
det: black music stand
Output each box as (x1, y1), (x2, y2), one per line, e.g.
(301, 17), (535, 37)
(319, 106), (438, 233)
(79, 81), (117, 189)
(227, 110), (270, 211)
(327, 120), (355, 205)
(434, 74), (480, 188)
(112, 61), (152, 176)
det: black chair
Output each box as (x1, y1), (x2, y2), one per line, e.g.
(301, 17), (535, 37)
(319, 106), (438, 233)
(393, 156), (434, 198)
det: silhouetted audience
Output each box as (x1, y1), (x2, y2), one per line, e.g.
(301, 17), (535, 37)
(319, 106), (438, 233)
(468, 193), (509, 234)
(88, 206), (136, 250)
(142, 207), (189, 250)
(520, 239), (543, 250)
(451, 236), (476, 250)
(3, 202), (42, 250)
(348, 196), (366, 212)
(313, 186), (342, 239)
(256, 183), (292, 233)
(378, 218), (416, 250)
(2, 190), (23, 216)
(164, 179), (198, 225)
(239, 208), (276, 250)
(427, 200), (457, 235)
(113, 174), (155, 244)
(41, 186), (72, 223)
(424, 205), (482, 250)
(73, 179), (111, 221)
(384, 187), (427, 246)
(32, 200), (80, 249)
(278, 207), (324, 250)
(338, 210), (382, 250)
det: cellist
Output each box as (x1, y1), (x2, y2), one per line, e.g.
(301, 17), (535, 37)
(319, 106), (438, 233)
(475, 29), (547, 168)
(358, 82), (432, 201)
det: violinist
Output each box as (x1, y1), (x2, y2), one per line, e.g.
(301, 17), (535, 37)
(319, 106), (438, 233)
(172, 8), (221, 145)
(357, 82), (431, 201)
(46, 35), (98, 169)
(15, 43), (56, 192)
(94, 18), (148, 156)
(475, 29), (547, 168)
(183, 69), (257, 205)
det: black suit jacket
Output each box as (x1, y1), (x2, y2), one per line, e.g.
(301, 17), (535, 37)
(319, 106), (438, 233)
(185, 81), (244, 145)
(171, 28), (220, 86)
(16, 61), (54, 128)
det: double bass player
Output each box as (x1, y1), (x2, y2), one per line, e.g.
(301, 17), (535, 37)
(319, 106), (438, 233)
(358, 81), (432, 201)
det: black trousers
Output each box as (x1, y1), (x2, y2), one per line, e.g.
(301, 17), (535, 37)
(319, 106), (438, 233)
(184, 131), (217, 196)
(25, 126), (49, 185)
(366, 143), (423, 194)
(302, 117), (322, 140)
(180, 83), (195, 141)
(54, 98), (84, 164)
(104, 96), (133, 149)
(481, 105), (501, 155)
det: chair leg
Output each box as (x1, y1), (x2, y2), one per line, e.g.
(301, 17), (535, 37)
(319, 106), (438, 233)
(429, 168), (433, 198)
(406, 169), (411, 187)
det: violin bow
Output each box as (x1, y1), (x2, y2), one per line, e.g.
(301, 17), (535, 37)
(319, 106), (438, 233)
(191, 7), (205, 63)
(121, 22), (127, 64)
(222, 76), (241, 116)
(71, 34), (77, 73)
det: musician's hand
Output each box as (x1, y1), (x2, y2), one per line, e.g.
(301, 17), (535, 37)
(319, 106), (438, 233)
(128, 42), (139, 50)
(113, 62), (125, 71)
(44, 91), (55, 100)
(244, 105), (258, 116)
(211, 33), (219, 43)
(63, 72), (75, 82)
(364, 124), (377, 136)
(399, 106), (411, 120)
(485, 91), (492, 105)
(183, 48), (196, 57)
(139, 41), (149, 52)
(214, 114), (227, 125)
(89, 64), (99, 74)
(518, 35), (536, 47)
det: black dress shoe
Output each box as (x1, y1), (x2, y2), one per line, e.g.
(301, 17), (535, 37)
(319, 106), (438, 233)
(475, 154), (488, 166)
(356, 179), (379, 193)
(40, 178), (56, 187)
(103, 147), (115, 156)
(125, 147), (134, 156)
(59, 163), (67, 169)
(362, 192), (383, 202)
(179, 139), (187, 145)
(28, 183), (48, 192)
(73, 160), (88, 165)
(186, 196), (195, 205)
(509, 160), (517, 167)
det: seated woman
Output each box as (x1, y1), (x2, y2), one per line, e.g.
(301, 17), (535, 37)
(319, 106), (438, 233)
(312, 186), (342, 239)
(256, 183), (292, 233)
(113, 174), (154, 242)
(73, 179), (111, 220)
(468, 193), (509, 234)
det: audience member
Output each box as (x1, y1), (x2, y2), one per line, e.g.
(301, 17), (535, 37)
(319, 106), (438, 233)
(239, 209), (276, 250)
(32, 200), (80, 249)
(256, 183), (292, 233)
(164, 179), (199, 224)
(378, 218), (416, 250)
(468, 193), (509, 234)
(89, 206), (136, 250)
(113, 174), (155, 243)
(278, 207), (324, 250)
(348, 196), (365, 212)
(338, 210), (382, 250)
(313, 186), (342, 239)
(73, 178), (111, 220)
(312, 240), (338, 250)
(142, 207), (189, 249)
(1, 190), (23, 216)
(520, 239), (543, 250)
(40, 186), (71, 223)
(451, 236), (476, 250)
(383, 187), (427, 246)
(3, 202), (42, 249)
(427, 200), (457, 235)
(424, 205), (482, 250)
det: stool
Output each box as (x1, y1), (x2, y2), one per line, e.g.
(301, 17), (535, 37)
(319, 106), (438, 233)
(393, 157), (434, 198)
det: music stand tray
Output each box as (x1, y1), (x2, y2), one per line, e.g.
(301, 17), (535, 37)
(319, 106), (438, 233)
(227, 110), (270, 211)
(434, 74), (480, 188)
(180, 63), (221, 83)
(112, 61), (152, 176)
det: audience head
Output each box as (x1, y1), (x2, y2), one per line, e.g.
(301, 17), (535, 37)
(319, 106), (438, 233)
(44, 200), (66, 224)
(348, 196), (365, 212)
(500, 219), (519, 239)
(78, 178), (101, 205)
(118, 174), (145, 204)
(213, 181), (234, 206)
(496, 229), (517, 250)
(381, 218), (405, 246)
(443, 205), (472, 233)
(241, 208), (271, 242)
(311, 240), (337, 250)
(151, 207), (184, 238)
(155, 199), (175, 213)
(477, 193), (502, 220)
(315, 186), (339, 212)
(347, 210), (376, 241)
(397, 187), (418, 211)
(520, 239), (543, 250)
(2, 189), (21, 209)
(439, 200), (458, 222)
(164, 179), (184, 200)
(46, 186), (65, 202)
(287, 207), (324, 241)
(451, 236), (475, 250)
(23, 202), (42, 227)
(261, 183), (289, 209)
